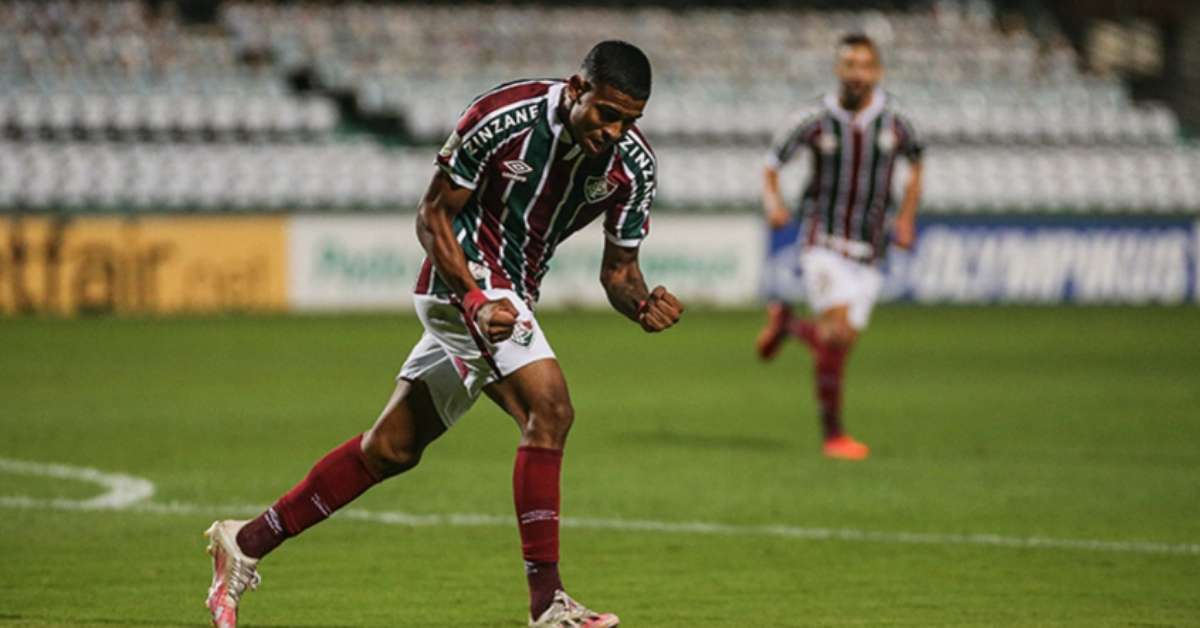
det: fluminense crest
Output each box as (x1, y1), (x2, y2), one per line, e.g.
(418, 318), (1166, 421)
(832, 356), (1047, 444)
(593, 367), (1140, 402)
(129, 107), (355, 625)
(584, 175), (617, 204)
(877, 128), (898, 152)
(511, 319), (535, 347)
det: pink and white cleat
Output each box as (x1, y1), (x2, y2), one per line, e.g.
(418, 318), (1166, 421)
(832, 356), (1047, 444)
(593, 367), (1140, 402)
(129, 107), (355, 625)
(204, 520), (261, 628)
(529, 590), (620, 628)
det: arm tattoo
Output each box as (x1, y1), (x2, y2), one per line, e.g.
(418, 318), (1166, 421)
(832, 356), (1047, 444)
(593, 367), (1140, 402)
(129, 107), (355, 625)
(605, 270), (649, 320)
(601, 244), (650, 321)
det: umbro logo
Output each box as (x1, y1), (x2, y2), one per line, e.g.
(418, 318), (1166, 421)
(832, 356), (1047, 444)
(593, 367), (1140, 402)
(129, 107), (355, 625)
(501, 159), (534, 182)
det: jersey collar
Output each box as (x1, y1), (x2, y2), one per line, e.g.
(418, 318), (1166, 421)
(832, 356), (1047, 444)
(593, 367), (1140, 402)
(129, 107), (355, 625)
(825, 89), (886, 129)
(548, 82), (571, 141)
(549, 81), (587, 160)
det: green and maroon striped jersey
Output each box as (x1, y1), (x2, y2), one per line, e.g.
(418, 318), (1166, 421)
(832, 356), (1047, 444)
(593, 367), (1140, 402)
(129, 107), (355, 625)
(768, 91), (923, 261)
(415, 79), (657, 305)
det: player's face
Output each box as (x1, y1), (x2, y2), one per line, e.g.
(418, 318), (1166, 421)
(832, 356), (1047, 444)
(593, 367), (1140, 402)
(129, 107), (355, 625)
(835, 44), (881, 110)
(564, 75), (646, 157)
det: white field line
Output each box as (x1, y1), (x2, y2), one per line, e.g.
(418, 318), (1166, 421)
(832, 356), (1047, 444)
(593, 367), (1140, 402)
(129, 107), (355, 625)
(0, 456), (154, 509)
(3, 457), (1198, 557)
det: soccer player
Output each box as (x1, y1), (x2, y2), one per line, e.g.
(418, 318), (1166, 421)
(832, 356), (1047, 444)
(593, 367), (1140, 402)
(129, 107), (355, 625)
(756, 33), (924, 461)
(203, 41), (681, 628)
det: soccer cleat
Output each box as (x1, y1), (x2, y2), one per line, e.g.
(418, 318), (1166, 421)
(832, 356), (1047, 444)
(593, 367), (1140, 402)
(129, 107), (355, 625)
(204, 520), (261, 628)
(529, 590), (620, 628)
(755, 303), (791, 361)
(823, 435), (870, 460)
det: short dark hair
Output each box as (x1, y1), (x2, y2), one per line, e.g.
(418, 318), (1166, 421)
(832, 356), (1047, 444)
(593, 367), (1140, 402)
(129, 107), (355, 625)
(838, 33), (882, 63)
(581, 40), (652, 101)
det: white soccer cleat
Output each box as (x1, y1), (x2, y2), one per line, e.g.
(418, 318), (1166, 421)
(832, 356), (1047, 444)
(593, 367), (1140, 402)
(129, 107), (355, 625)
(204, 520), (261, 628)
(529, 590), (620, 628)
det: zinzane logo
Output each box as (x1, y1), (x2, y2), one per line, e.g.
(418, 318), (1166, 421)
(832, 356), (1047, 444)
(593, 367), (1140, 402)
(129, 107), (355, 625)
(462, 103), (540, 156)
(501, 160), (534, 182)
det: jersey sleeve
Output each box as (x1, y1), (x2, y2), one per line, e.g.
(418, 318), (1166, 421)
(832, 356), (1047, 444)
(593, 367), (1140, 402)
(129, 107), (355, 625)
(435, 83), (546, 190)
(894, 113), (925, 162)
(765, 113), (819, 170)
(604, 170), (655, 248)
(435, 114), (486, 191)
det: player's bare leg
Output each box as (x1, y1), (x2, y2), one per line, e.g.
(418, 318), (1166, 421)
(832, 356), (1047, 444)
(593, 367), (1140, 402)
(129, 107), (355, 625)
(204, 379), (446, 628)
(788, 315), (822, 353)
(815, 303), (857, 348)
(485, 358), (619, 628)
(361, 378), (449, 479)
(811, 305), (868, 460)
(756, 301), (793, 360)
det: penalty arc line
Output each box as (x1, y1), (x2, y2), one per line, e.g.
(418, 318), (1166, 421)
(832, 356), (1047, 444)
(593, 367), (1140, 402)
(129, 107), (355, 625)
(0, 456), (154, 509)
(2, 456), (1198, 557)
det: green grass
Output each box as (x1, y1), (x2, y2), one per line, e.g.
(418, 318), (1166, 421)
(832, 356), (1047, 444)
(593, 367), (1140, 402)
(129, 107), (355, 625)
(1, 307), (1198, 627)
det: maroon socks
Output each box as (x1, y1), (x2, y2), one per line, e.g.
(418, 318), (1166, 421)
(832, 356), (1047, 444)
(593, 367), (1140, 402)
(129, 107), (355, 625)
(236, 434), (381, 559)
(524, 561), (563, 619)
(235, 507), (288, 559)
(513, 446), (564, 618)
(815, 344), (849, 439)
(788, 317), (851, 439)
(234, 436), (568, 619)
(790, 318), (820, 352)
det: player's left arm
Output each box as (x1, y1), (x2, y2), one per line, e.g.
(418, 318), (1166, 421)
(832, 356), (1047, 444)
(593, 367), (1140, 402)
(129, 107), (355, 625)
(894, 113), (925, 250)
(894, 159), (923, 249)
(599, 241), (684, 333)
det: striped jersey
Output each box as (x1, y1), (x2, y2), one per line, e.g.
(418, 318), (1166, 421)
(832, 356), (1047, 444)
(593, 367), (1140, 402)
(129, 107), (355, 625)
(415, 79), (657, 305)
(767, 91), (923, 261)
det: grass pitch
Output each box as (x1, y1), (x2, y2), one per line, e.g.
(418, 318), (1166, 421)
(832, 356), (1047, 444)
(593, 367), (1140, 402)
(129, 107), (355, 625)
(1, 307), (1198, 627)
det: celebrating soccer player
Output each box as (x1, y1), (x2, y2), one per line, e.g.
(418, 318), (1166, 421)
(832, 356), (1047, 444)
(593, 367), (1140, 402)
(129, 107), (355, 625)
(204, 41), (680, 628)
(756, 33), (924, 460)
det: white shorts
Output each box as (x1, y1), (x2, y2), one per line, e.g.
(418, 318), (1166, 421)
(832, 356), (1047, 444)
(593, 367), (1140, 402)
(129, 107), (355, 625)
(801, 246), (883, 330)
(397, 289), (556, 428)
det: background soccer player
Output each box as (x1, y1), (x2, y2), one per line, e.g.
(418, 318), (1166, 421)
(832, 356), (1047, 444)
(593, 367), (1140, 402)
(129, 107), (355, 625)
(203, 41), (681, 628)
(756, 33), (924, 461)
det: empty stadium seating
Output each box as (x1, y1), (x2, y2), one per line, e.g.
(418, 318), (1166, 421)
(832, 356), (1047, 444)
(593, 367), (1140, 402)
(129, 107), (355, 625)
(0, 1), (1196, 214)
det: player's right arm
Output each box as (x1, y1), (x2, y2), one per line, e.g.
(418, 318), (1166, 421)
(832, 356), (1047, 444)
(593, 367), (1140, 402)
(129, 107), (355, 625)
(762, 166), (790, 230)
(763, 113), (816, 230)
(415, 172), (517, 342)
(416, 83), (551, 342)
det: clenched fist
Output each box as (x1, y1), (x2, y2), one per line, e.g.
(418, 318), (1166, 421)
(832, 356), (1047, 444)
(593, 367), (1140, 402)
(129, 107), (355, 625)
(463, 289), (519, 343)
(637, 286), (684, 333)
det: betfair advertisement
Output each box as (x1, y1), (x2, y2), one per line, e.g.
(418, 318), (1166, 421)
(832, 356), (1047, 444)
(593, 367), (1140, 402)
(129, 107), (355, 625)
(0, 216), (287, 315)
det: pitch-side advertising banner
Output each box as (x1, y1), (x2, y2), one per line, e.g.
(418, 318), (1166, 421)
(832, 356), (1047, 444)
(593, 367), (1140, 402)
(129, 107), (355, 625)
(7, 214), (1194, 315)
(765, 217), (1200, 304)
(287, 216), (424, 310)
(0, 216), (287, 315)
(540, 215), (762, 307)
(287, 214), (764, 310)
